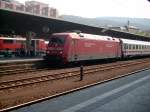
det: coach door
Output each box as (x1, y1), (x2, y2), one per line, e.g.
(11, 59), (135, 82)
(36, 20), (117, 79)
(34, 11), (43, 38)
(31, 40), (37, 56)
(72, 39), (78, 61)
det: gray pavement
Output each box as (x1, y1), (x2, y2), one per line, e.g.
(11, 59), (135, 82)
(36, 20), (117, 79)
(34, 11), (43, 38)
(12, 69), (150, 112)
(0, 57), (43, 63)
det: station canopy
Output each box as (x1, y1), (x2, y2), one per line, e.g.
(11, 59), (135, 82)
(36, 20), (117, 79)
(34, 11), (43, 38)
(0, 8), (150, 41)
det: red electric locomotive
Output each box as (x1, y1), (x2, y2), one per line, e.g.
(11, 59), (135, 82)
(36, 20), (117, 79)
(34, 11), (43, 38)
(45, 32), (122, 63)
(0, 36), (47, 57)
(45, 32), (150, 64)
(0, 37), (26, 57)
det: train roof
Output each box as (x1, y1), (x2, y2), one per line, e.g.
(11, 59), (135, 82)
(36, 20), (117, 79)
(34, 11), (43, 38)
(121, 38), (150, 45)
(53, 32), (120, 42)
(0, 37), (45, 41)
(32, 39), (45, 41)
(79, 33), (120, 42)
(45, 41), (49, 44)
(0, 37), (26, 40)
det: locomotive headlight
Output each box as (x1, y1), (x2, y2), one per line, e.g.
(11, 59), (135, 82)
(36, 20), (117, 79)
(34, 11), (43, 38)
(46, 50), (50, 54)
(59, 51), (63, 54)
(57, 48), (63, 51)
(48, 47), (63, 51)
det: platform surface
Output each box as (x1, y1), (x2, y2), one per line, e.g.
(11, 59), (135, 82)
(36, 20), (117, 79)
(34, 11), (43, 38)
(0, 57), (43, 64)
(13, 69), (150, 112)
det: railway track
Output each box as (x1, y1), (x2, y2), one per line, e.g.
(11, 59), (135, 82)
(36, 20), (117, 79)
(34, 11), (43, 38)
(0, 58), (150, 90)
(0, 60), (48, 75)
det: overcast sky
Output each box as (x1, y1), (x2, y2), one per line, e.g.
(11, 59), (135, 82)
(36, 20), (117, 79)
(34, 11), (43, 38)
(19, 0), (150, 19)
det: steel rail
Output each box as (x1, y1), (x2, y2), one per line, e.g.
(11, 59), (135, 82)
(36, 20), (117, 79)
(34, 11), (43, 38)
(0, 59), (150, 90)
(0, 67), (149, 112)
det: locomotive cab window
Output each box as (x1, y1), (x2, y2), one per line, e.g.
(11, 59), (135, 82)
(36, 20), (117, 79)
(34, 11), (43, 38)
(49, 36), (66, 45)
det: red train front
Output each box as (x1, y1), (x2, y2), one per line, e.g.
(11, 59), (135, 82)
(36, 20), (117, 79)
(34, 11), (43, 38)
(45, 33), (69, 63)
(45, 32), (122, 64)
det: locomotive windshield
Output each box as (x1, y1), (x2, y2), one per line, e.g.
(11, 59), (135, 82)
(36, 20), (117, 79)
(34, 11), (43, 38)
(49, 36), (66, 45)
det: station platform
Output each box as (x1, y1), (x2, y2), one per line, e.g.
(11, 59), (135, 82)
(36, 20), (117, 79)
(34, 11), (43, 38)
(0, 57), (43, 64)
(12, 68), (150, 112)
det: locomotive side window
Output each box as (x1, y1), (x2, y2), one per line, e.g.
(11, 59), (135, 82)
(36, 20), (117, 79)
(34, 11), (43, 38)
(4, 39), (14, 44)
(16, 40), (24, 44)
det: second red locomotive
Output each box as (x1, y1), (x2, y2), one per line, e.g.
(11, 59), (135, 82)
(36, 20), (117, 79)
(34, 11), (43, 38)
(0, 36), (47, 57)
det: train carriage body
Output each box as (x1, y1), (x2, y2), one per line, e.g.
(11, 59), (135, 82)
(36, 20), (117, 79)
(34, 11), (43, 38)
(45, 32), (122, 63)
(31, 39), (47, 55)
(121, 39), (150, 57)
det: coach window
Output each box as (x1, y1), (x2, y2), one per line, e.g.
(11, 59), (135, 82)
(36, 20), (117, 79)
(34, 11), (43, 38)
(124, 44), (128, 49)
(126, 44), (129, 49)
(133, 45), (135, 50)
(142, 45), (144, 49)
(139, 45), (141, 49)
(4, 39), (13, 44)
(128, 44), (131, 50)
(16, 40), (22, 44)
(136, 45), (138, 49)
(124, 44), (127, 49)
(141, 45), (142, 49)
